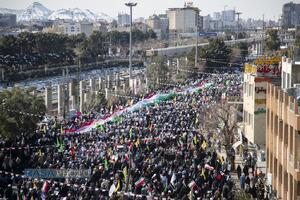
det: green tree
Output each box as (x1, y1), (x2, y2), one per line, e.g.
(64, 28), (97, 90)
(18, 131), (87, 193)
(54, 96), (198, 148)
(238, 42), (249, 60)
(264, 29), (280, 51)
(0, 35), (19, 55)
(198, 38), (231, 68)
(132, 29), (146, 43)
(84, 31), (108, 60)
(237, 32), (247, 39)
(16, 32), (36, 55)
(146, 56), (170, 90)
(0, 88), (46, 139)
(147, 29), (157, 39)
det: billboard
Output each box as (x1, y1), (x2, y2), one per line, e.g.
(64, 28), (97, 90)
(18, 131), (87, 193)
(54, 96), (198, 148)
(244, 56), (281, 77)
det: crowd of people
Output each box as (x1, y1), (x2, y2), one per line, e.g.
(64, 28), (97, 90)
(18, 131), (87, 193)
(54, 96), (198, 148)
(0, 70), (243, 199)
(237, 150), (265, 199)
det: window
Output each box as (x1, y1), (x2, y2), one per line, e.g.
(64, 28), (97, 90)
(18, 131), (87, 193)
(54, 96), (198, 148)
(244, 111), (248, 124)
(249, 84), (253, 97)
(283, 71), (286, 88)
(248, 113), (251, 125)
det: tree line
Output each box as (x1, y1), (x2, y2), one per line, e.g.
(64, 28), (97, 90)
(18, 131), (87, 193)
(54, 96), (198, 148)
(0, 29), (156, 69)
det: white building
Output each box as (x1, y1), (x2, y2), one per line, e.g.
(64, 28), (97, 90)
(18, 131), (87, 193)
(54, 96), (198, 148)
(118, 13), (130, 27)
(63, 22), (93, 36)
(243, 57), (281, 146)
(146, 14), (169, 40)
(281, 56), (300, 89)
(222, 10), (236, 27)
(43, 22), (93, 36)
(166, 4), (200, 38)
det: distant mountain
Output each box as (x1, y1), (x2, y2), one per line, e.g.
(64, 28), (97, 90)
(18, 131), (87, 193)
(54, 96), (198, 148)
(0, 2), (51, 21)
(0, 2), (114, 23)
(95, 12), (114, 23)
(48, 8), (114, 23)
(48, 8), (96, 21)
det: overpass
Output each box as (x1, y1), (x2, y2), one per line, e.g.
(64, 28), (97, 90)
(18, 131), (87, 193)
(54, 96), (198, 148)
(146, 37), (295, 57)
(146, 37), (262, 57)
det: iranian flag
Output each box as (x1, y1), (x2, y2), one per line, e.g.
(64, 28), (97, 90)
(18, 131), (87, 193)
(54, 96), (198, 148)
(135, 177), (145, 188)
(188, 180), (198, 190)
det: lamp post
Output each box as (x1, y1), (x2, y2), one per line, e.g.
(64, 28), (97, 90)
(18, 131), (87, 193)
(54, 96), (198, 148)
(195, 8), (201, 69)
(125, 2), (137, 79)
(223, 5), (228, 30)
(235, 12), (242, 40)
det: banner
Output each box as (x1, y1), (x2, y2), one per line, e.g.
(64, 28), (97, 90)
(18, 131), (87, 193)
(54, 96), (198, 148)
(24, 169), (91, 179)
(65, 82), (217, 133)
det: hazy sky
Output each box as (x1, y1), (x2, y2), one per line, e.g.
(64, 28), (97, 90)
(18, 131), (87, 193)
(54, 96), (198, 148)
(0, 0), (297, 20)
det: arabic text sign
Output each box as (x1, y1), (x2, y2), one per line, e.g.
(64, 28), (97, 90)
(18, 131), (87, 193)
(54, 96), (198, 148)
(244, 63), (257, 74)
(254, 57), (281, 66)
(24, 169), (91, 179)
(256, 65), (281, 77)
(255, 99), (266, 105)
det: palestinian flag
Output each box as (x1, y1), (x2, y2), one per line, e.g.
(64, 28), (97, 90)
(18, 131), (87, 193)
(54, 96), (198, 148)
(135, 177), (145, 188)
(188, 180), (198, 190)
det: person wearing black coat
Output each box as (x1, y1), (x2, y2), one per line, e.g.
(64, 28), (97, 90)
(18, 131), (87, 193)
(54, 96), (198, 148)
(236, 165), (242, 179)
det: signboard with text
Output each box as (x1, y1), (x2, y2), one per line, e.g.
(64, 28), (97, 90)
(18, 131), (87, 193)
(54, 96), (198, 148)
(244, 56), (281, 77)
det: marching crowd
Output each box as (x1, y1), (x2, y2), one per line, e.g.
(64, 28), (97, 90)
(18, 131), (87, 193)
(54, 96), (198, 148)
(0, 71), (243, 199)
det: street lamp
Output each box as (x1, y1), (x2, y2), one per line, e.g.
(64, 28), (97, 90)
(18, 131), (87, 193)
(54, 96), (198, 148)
(235, 12), (242, 40)
(195, 8), (201, 69)
(223, 5), (228, 30)
(125, 2), (137, 79)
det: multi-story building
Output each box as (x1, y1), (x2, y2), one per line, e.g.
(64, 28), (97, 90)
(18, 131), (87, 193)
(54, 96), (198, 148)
(146, 15), (161, 30)
(243, 57), (281, 146)
(212, 12), (222, 21)
(222, 10), (236, 27)
(266, 83), (300, 200)
(43, 22), (93, 36)
(166, 3), (201, 38)
(282, 1), (300, 28)
(202, 15), (211, 31)
(146, 14), (169, 40)
(0, 14), (17, 27)
(282, 57), (300, 89)
(93, 22), (108, 33)
(118, 13), (130, 27)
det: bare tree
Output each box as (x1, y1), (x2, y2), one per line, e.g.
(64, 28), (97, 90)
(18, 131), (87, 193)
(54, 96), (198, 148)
(203, 101), (239, 156)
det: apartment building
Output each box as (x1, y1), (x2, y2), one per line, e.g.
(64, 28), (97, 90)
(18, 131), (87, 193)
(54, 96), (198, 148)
(266, 83), (300, 200)
(243, 57), (281, 146)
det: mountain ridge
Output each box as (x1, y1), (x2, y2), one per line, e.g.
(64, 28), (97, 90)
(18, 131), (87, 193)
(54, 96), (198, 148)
(0, 2), (114, 23)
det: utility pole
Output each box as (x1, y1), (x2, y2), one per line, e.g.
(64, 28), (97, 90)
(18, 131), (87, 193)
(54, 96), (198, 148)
(195, 9), (201, 69)
(223, 5), (228, 30)
(125, 2), (137, 79)
(262, 14), (265, 56)
(235, 12), (242, 40)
